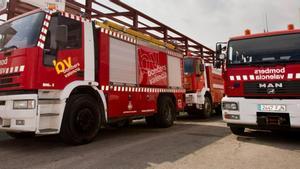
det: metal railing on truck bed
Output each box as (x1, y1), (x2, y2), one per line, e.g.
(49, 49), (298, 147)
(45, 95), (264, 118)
(0, 0), (215, 62)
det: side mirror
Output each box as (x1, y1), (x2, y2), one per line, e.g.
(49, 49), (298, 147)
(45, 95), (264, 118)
(215, 61), (222, 69)
(196, 63), (205, 77)
(55, 25), (68, 43)
(216, 44), (222, 55)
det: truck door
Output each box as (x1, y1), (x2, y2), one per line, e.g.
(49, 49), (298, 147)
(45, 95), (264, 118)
(37, 15), (84, 89)
(194, 59), (205, 91)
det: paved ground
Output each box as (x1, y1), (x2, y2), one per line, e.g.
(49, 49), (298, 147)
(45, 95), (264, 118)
(0, 116), (300, 169)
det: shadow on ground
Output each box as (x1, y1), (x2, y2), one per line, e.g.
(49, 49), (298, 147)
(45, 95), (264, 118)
(0, 120), (229, 169)
(176, 113), (223, 123)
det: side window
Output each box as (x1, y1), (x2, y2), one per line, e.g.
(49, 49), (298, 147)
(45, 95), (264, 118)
(64, 18), (82, 49)
(195, 60), (203, 76)
(43, 15), (82, 66)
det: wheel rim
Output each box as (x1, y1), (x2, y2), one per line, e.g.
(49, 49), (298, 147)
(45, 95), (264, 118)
(75, 108), (97, 134)
(163, 102), (172, 122)
(204, 98), (212, 113)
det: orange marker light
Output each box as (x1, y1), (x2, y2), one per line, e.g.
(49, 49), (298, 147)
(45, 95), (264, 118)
(244, 29), (251, 35)
(288, 24), (295, 30)
(48, 4), (57, 10)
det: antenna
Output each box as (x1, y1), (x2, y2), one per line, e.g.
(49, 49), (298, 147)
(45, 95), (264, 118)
(265, 12), (269, 32)
(299, 8), (300, 24)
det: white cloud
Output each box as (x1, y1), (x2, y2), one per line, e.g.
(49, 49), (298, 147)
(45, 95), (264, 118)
(122, 0), (300, 49)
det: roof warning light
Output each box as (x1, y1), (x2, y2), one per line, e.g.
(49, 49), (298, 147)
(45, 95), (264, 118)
(244, 29), (251, 35)
(288, 24), (295, 30)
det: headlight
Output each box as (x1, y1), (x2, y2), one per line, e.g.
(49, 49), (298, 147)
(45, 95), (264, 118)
(222, 102), (239, 111)
(13, 100), (35, 109)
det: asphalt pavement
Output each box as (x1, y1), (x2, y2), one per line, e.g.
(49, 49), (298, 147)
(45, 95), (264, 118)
(0, 116), (299, 169)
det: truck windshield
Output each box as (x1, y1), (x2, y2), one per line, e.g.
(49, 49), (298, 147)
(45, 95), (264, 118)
(227, 33), (300, 66)
(184, 58), (194, 73)
(0, 12), (45, 51)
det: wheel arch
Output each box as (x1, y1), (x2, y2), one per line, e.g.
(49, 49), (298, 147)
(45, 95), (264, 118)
(158, 93), (176, 108)
(61, 81), (107, 123)
(205, 91), (212, 102)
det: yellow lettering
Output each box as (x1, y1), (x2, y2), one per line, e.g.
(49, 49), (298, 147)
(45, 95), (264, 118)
(53, 60), (65, 75)
(53, 57), (75, 75)
(63, 57), (72, 68)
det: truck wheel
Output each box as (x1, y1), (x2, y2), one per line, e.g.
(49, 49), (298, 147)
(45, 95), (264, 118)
(60, 94), (101, 145)
(230, 126), (245, 136)
(6, 132), (35, 139)
(202, 96), (213, 118)
(215, 105), (222, 115)
(155, 96), (176, 128)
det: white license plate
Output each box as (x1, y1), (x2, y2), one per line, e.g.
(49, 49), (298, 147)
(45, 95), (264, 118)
(258, 104), (287, 112)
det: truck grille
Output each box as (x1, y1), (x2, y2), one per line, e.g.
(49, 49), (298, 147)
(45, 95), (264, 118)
(0, 73), (20, 89)
(244, 81), (300, 95)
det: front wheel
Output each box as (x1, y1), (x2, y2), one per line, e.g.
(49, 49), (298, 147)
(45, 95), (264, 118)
(60, 94), (101, 145)
(202, 96), (213, 118)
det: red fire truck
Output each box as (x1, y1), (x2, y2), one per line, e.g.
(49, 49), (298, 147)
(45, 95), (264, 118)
(184, 57), (224, 118)
(216, 25), (300, 135)
(0, 0), (214, 144)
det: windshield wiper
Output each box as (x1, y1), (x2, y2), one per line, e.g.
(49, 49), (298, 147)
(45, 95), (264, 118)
(230, 60), (292, 67)
(0, 45), (18, 52)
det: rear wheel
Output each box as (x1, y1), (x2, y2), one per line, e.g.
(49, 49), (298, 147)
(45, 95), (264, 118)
(6, 132), (35, 139)
(215, 104), (222, 115)
(60, 94), (101, 145)
(202, 96), (213, 118)
(155, 96), (176, 128)
(230, 126), (245, 136)
(146, 96), (176, 128)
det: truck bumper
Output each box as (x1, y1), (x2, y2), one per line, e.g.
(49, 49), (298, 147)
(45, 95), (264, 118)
(222, 97), (300, 129)
(0, 94), (38, 132)
(185, 93), (204, 110)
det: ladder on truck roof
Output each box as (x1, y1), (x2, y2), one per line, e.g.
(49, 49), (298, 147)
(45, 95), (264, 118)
(0, 0), (215, 63)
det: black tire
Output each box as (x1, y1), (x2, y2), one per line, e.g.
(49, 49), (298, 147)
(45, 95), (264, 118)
(6, 132), (35, 139)
(230, 126), (245, 136)
(202, 96), (213, 118)
(155, 96), (176, 128)
(60, 94), (101, 145)
(215, 105), (222, 115)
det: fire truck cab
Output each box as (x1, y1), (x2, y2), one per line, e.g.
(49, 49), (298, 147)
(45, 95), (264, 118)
(184, 57), (224, 118)
(217, 26), (300, 135)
